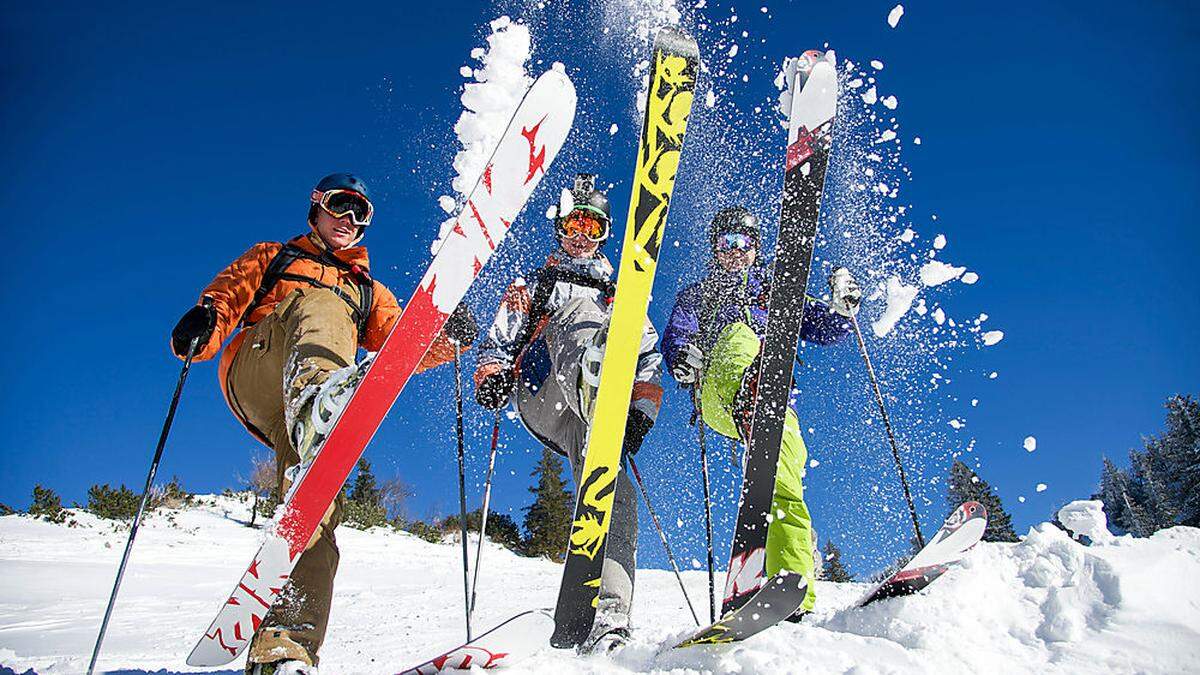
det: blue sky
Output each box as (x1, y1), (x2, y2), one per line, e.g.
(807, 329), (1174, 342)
(1, 1), (1196, 578)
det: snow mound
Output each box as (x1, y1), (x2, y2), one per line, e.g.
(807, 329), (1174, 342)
(2, 498), (1198, 674)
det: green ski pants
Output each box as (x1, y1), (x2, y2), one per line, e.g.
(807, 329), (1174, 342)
(700, 322), (817, 612)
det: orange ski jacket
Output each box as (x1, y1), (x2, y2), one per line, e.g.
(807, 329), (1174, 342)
(181, 232), (459, 406)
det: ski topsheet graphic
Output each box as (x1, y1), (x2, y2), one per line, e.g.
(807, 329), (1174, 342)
(186, 69), (577, 667)
(722, 50), (838, 617)
(395, 610), (555, 674)
(859, 501), (988, 606)
(550, 27), (699, 650)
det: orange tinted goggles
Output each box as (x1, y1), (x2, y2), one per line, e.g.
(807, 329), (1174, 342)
(312, 188), (374, 227)
(557, 209), (609, 242)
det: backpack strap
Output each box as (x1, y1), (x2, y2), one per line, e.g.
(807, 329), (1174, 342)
(241, 242), (374, 339)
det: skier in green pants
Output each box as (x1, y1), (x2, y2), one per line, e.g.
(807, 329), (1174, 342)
(660, 207), (861, 614)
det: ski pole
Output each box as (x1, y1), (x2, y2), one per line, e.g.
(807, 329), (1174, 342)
(469, 410), (501, 617)
(451, 344), (473, 641)
(88, 302), (208, 675)
(848, 314), (925, 548)
(690, 389), (717, 624)
(625, 455), (700, 626)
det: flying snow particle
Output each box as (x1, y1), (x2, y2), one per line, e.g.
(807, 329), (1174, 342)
(438, 195), (456, 214)
(899, 228), (915, 243)
(1024, 436), (1037, 452)
(871, 59), (884, 70)
(949, 419), (965, 429)
(988, 371), (998, 379)
(1036, 483), (1048, 493)
(932, 307), (946, 325)
(920, 260), (966, 286)
(862, 86), (878, 105)
(933, 234), (947, 249)
(879, 129), (897, 143)
(982, 330), (1005, 346)
(1019, 496), (1026, 503)
(971, 398), (979, 407)
(881, 95), (898, 110)
(872, 277), (919, 337)
(888, 4), (905, 28)
(459, 66), (473, 78)
(962, 271), (979, 284)
(706, 89), (717, 107)
(609, 123), (619, 136)
(728, 44), (739, 58)
(914, 136), (922, 145)
(809, 459), (820, 468)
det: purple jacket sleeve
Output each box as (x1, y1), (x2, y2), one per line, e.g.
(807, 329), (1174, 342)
(800, 298), (852, 345)
(661, 283), (701, 373)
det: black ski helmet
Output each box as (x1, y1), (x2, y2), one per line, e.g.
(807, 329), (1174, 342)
(555, 173), (612, 241)
(709, 206), (760, 249)
(309, 173), (372, 225)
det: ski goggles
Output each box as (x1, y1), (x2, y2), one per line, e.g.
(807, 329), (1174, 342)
(715, 232), (757, 252)
(312, 188), (374, 227)
(557, 208), (610, 242)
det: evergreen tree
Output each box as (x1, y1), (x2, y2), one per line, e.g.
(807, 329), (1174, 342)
(343, 458), (387, 530)
(87, 483), (140, 521)
(348, 458), (382, 507)
(1159, 395), (1200, 526)
(1098, 456), (1146, 535)
(523, 446), (574, 561)
(1128, 446), (1176, 533)
(946, 460), (1019, 542)
(821, 540), (853, 583)
(29, 485), (65, 524)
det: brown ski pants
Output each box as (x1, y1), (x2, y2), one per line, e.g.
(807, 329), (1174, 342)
(225, 288), (359, 667)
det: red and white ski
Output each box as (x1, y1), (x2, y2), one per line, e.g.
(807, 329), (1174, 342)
(394, 610), (554, 674)
(858, 501), (988, 606)
(186, 69), (577, 667)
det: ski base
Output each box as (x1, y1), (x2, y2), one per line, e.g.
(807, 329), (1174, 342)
(674, 572), (806, 648)
(395, 610), (555, 674)
(858, 501), (988, 607)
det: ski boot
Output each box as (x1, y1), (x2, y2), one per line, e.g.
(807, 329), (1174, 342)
(286, 356), (373, 480)
(583, 626), (630, 655)
(246, 659), (318, 675)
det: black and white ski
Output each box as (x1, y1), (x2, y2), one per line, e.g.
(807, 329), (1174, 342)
(858, 501), (988, 607)
(722, 49), (838, 617)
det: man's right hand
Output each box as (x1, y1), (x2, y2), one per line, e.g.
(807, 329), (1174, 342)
(671, 344), (705, 386)
(171, 303), (216, 357)
(475, 364), (516, 410)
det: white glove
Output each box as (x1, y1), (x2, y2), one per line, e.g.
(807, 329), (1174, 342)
(828, 267), (862, 318)
(672, 344), (705, 385)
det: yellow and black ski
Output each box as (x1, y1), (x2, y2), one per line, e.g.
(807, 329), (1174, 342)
(550, 26), (699, 649)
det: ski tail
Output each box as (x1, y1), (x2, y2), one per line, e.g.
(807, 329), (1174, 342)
(186, 69), (576, 667)
(858, 501), (988, 606)
(675, 571), (806, 648)
(721, 49), (838, 617)
(395, 610), (555, 674)
(549, 27), (699, 650)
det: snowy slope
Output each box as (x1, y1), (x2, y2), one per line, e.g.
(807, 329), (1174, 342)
(1, 495), (1198, 674)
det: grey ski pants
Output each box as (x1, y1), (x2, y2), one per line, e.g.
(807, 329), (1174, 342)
(514, 297), (639, 631)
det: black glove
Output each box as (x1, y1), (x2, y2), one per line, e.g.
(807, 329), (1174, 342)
(476, 368), (516, 410)
(622, 408), (654, 456)
(444, 304), (479, 347)
(171, 303), (216, 357)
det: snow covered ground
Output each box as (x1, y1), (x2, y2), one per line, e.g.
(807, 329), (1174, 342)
(1, 495), (1198, 674)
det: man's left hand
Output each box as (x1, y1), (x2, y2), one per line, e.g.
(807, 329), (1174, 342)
(623, 408), (654, 456)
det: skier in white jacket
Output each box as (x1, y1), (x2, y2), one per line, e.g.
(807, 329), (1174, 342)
(473, 174), (663, 651)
